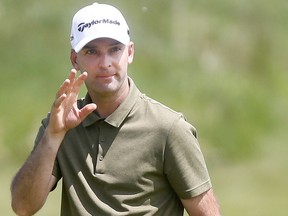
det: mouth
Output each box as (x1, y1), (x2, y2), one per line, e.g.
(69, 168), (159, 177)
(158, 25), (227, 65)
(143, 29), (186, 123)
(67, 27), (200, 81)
(97, 74), (114, 78)
(96, 74), (115, 82)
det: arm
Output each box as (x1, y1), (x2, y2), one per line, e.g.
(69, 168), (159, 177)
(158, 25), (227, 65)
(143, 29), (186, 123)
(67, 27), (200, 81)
(11, 133), (62, 216)
(11, 69), (96, 216)
(181, 189), (221, 216)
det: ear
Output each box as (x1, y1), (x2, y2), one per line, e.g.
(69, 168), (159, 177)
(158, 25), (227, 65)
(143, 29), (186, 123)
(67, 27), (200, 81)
(70, 49), (80, 70)
(127, 42), (134, 64)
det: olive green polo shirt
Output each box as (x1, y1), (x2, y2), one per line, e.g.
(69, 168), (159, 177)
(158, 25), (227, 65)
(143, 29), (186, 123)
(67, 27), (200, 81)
(35, 77), (212, 216)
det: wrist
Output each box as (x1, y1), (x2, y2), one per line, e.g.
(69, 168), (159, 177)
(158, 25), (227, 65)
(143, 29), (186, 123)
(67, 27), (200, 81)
(41, 127), (66, 152)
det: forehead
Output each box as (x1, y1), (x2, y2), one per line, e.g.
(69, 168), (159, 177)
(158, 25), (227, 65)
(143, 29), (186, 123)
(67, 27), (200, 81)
(83, 38), (123, 49)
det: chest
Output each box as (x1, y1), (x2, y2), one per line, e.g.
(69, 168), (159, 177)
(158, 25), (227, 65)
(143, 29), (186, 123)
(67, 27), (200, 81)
(58, 120), (167, 184)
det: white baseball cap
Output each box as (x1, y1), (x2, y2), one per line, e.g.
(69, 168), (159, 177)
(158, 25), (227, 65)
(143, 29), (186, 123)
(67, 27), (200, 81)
(70, 2), (130, 53)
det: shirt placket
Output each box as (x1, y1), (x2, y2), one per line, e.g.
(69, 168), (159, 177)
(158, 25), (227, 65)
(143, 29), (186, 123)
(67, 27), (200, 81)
(95, 121), (106, 174)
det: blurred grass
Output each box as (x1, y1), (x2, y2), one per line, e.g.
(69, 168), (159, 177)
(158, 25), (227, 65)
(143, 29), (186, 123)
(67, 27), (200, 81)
(1, 0), (288, 215)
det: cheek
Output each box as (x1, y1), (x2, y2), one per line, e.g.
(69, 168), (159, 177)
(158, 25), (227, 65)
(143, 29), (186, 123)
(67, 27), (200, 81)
(115, 58), (128, 71)
(77, 58), (96, 72)
(117, 52), (131, 68)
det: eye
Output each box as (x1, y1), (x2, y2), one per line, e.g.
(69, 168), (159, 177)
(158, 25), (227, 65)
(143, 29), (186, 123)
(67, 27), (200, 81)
(110, 46), (122, 53)
(85, 49), (98, 55)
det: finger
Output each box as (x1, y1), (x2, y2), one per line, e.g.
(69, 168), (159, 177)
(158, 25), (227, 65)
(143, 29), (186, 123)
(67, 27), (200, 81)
(65, 69), (77, 95)
(53, 93), (67, 109)
(78, 103), (97, 121)
(69, 71), (88, 98)
(55, 69), (77, 99)
(60, 71), (87, 111)
(56, 79), (70, 99)
(69, 68), (77, 79)
(75, 71), (88, 84)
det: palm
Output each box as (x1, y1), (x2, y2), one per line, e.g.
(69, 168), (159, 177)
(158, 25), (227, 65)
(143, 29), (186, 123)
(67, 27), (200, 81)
(49, 70), (96, 135)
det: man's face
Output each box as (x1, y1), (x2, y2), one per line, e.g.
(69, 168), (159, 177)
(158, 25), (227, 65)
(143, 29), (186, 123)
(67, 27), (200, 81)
(71, 38), (134, 98)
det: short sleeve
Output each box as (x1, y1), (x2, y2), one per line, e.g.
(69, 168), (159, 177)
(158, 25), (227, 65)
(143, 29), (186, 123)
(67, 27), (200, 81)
(164, 116), (212, 199)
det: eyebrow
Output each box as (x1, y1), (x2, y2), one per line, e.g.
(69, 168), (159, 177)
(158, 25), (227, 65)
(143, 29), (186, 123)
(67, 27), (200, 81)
(83, 41), (122, 50)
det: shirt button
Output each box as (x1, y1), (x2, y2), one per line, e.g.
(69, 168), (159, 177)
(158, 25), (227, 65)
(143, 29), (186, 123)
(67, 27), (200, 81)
(99, 156), (104, 161)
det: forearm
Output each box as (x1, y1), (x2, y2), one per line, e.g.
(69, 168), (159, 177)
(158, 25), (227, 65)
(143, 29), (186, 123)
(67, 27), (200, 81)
(11, 129), (64, 216)
(11, 70), (96, 215)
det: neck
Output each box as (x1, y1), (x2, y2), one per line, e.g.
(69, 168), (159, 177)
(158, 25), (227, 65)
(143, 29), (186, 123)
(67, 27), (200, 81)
(90, 80), (130, 118)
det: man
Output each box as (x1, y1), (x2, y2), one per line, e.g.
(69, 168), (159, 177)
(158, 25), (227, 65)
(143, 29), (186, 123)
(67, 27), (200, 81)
(11, 3), (220, 216)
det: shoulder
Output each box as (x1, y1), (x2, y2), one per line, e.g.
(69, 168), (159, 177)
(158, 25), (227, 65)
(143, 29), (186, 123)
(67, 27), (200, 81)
(138, 94), (196, 130)
(137, 93), (183, 120)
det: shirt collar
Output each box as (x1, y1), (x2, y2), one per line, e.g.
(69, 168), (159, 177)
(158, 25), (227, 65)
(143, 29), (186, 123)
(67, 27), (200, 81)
(82, 77), (140, 128)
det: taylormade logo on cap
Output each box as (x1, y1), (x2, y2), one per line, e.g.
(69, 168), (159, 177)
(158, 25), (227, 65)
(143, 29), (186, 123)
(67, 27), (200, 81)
(77, 19), (121, 32)
(70, 3), (130, 53)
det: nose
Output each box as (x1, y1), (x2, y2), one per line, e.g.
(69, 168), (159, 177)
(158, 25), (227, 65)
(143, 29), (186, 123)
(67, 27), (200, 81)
(98, 53), (111, 69)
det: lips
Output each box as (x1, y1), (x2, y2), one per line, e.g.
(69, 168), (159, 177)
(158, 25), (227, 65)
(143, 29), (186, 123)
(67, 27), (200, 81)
(96, 74), (115, 82)
(97, 74), (114, 78)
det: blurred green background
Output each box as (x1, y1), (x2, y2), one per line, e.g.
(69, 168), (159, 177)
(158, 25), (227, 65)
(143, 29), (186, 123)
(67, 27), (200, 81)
(1, 0), (287, 215)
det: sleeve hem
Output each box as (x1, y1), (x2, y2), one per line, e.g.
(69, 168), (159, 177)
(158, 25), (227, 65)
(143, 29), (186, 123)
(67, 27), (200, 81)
(180, 179), (212, 199)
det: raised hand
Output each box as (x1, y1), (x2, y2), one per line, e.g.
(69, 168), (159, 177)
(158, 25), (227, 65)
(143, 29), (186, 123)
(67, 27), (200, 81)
(47, 69), (97, 136)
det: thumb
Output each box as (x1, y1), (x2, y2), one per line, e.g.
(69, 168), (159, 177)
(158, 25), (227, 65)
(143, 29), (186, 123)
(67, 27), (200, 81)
(79, 103), (97, 121)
